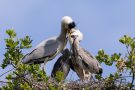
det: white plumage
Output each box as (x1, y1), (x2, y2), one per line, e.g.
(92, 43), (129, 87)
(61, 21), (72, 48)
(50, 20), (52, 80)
(68, 28), (83, 46)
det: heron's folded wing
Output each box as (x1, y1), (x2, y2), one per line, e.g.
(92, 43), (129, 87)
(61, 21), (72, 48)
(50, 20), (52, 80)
(51, 49), (70, 78)
(80, 48), (100, 73)
(22, 39), (60, 64)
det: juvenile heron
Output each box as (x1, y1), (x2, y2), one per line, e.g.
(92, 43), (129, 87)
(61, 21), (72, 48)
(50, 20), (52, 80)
(51, 48), (70, 79)
(21, 16), (76, 71)
(69, 29), (102, 80)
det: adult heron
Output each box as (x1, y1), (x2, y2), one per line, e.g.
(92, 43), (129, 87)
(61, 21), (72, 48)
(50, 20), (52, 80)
(69, 28), (102, 80)
(21, 16), (76, 71)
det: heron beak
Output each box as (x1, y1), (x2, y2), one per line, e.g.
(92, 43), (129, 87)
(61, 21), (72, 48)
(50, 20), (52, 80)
(67, 30), (72, 39)
(68, 22), (76, 29)
(67, 30), (74, 47)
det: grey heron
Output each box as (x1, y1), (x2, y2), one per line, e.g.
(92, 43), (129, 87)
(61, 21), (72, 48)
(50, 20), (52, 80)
(69, 28), (102, 80)
(51, 29), (83, 80)
(51, 48), (70, 79)
(51, 48), (91, 81)
(51, 48), (90, 80)
(51, 29), (102, 81)
(21, 16), (76, 71)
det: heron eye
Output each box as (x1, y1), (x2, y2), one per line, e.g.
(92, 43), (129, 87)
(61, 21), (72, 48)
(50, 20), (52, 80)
(71, 35), (78, 39)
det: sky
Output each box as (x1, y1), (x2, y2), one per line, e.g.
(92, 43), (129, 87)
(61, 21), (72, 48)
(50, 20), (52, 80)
(0, 0), (135, 81)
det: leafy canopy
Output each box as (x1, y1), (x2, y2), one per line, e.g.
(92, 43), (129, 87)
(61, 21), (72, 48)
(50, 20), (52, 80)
(0, 29), (135, 90)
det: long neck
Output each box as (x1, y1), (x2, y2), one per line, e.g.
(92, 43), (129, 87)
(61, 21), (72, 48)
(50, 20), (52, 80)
(74, 39), (80, 51)
(72, 38), (80, 57)
(57, 26), (67, 41)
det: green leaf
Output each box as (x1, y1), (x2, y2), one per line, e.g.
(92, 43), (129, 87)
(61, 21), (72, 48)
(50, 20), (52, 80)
(95, 75), (102, 80)
(6, 74), (12, 80)
(55, 71), (64, 82)
(20, 36), (32, 49)
(119, 35), (132, 45)
(125, 60), (132, 68)
(1, 63), (8, 69)
(130, 41), (135, 49)
(48, 84), (58, 90)
(98, 49), (104, 55)
(127, 83), (133, 88)
(111, 53), (121, 61)
(6, 29), (16, 38)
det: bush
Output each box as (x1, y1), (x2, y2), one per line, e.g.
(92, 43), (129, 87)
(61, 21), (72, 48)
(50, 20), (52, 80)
(0, 29), (135, 90)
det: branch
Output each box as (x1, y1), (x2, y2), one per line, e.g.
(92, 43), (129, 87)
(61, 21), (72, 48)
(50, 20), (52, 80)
(0, 68), (15, 77)
(10, 62), (16, 68)
(12, 71), (33, 88)
(130, 72), (135, 90)
(0, 81), (10, 83)
(126, 45), (131, 56)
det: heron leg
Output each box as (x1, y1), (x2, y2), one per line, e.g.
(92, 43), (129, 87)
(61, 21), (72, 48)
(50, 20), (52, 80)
(41, 60), (47, 74)
(83, 70), (91, 81)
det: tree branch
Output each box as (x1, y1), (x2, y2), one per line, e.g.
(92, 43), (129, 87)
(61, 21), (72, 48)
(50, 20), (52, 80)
(0, 68), (15, 77)
(130, 72), (135, 90)
(0, 81), (10, 83)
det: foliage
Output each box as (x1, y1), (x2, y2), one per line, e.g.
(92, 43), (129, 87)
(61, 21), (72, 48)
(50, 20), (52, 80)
(0, 29), (64, 90)
(0, 29), (135, 90)
(95, 35), (135, 90)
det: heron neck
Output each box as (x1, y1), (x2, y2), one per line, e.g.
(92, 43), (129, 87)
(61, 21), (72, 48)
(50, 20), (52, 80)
(75, 40), (80, 50)
(57, 28), (67, 42)
(73, 39), (80, 52)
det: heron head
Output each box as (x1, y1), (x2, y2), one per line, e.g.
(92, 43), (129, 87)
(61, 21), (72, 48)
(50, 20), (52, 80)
(71, 35), (78, 40)
(61, 16), (76, 30)
(70, 29), (83, 41)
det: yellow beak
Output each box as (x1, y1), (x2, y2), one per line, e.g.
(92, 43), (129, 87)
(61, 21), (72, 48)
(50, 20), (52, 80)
(67, 30), (71, 38)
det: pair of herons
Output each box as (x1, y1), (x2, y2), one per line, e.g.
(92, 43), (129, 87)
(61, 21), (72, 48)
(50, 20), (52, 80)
(21, 16), (102, 81)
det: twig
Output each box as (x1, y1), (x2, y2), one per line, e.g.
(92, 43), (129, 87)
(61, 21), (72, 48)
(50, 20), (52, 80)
(0, 68), (15, 77)
(118, 79), (122, 89)
(126, 45), (131, 56)
(10, 62), (16, 68)
(0, 81), (10, 83)
(13, 71), (33, 88)
(130, 72), (135, 90)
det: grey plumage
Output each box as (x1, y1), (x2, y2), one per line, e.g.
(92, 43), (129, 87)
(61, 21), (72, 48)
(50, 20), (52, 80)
(68, 29), (102, 80)
(51, 48), (71, 79)
(71, 35), (102, 74)
(51, 29), (103, 80)
(22, 37), (64, 64)
(70, 58), (91, 81)
(21, 16), (76, 65)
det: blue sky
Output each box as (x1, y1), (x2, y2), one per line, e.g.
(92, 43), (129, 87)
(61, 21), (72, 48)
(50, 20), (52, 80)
(0, 0), (135, 81)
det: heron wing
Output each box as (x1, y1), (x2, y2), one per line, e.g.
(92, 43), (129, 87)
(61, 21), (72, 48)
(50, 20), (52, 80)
(77, 48), (99, 73)
(51, 49), (70, 78)
(22, 37), (61, 64)
(81, 48), (94, 59)
(31, 39), (60, 59)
